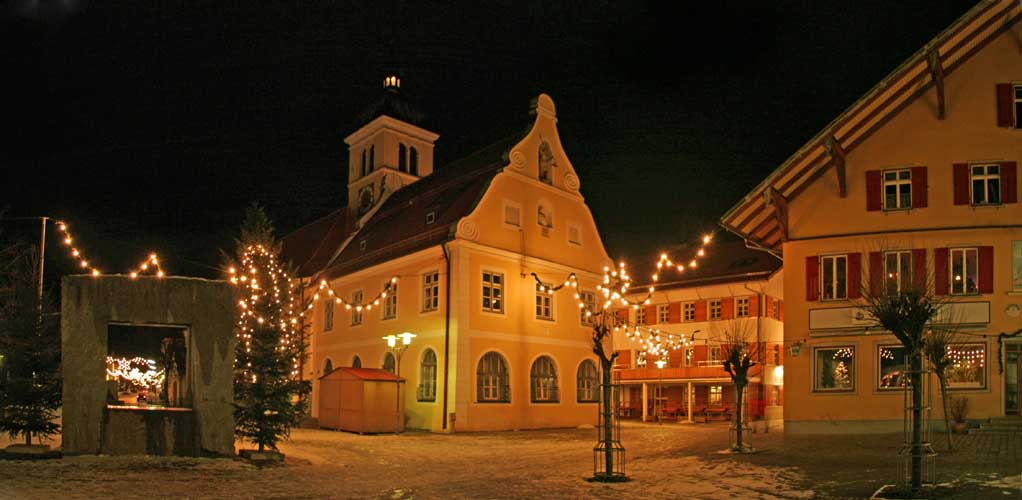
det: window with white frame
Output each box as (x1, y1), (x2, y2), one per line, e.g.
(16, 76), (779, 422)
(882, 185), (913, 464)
(683, 302), (695, 322)
(477, 351), (510, 402)
(422, 271), (439, 312)
(883, 169), (912, 210)
(657, 304), (670, 324)
(684, 346), (694, 367)
(821, 255), (848, 300)
(482, 271), (504, 313)
(971, 164), (1001, 205)
(323, 300), (334, 332)
(635, 307), (646, 325)
(530, 356), (559, 402)
(580, 291), (596, 326)
(576, 360), (599, 402)
(709, 385), (723, 406)
(383, 282), (398, 320)
(503, 201), (521, 227)
(535, 283), (553, 320)
(950, 248), (979, 295)
(351, 290), (363, 325)
(1013, 241), (1022, 291)
(709, 345), (721, 364)
(885, 250), (912, 295)
(418, 349), (437, 402)
(709, 299), (721, 320)
(736, 297), (750, 317)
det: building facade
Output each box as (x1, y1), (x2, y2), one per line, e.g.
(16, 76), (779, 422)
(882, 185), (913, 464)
(721, 0), (1022, 432)
(611, 242), (784, 425)
(283, 86), (613, 432)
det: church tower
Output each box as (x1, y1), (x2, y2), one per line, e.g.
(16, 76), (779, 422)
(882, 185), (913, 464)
(344, 74), (439, 221)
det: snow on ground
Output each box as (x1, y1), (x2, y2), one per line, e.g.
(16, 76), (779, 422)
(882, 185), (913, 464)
(0, 422), (1018, 499)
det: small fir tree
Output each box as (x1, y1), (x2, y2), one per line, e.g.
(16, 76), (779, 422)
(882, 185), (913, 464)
(0, 245), (61, 446)
(230, 204), (310, 453)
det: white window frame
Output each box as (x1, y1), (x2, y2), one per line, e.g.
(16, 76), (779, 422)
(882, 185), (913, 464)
(736, 297), (750, 317)
(579, 290), (596, 326)
(482, 271), (505, 314)
(635, 307), (646, 325)
(422, 270), (439, 312)
(382, 281), (398, 320)
(684, 346), (694, 367)
(502, 200), (522, 229)
(882, 168), (912, 210)
(351, 289), (364, 325)
(709, 385), (723, 406)
(970, 164), (1001, 206)
(323, 299), (334, 332)
(529, 356), (559, 403)
(949, 247), (979, 295)
(709, 345), (721, 363)
(884, 250), (912, 295)
(535, 283), (554, 321)
(820, 254), (849, 301)
(709, 299), (721, 320)
(683, 302), (695, 322)
(657, 304), (670, 324)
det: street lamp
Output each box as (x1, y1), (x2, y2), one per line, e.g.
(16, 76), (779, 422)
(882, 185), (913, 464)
(382, 332), (415, 434)
(654, 358), (666, 424)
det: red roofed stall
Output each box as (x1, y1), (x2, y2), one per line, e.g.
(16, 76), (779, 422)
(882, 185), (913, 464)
(318, 367), (405, 434)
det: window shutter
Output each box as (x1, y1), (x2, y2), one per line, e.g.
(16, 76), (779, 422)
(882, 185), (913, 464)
(979, 246), (994, 294)
(1002, 161), (1018, 204)
(779, 301), (784, 322)
(910, 166), (928, 208)
(997, 83), (1014, 127)
(847, 253), (862, 299)
(912, 248), (927, 292)
(766, 297), (774, 318)
(869, 252), (884, 296)
(749, 295), (760, 316)
(694, 301), (707, 322)
(953, 163), (970, 205)
(806, 256), (820, 301)
(668, 302), (681, 323)
(615, 309), (629, 324)
(934, 248), (949, 295)
(721, 298), (734, 319)
(645, 305), (657, 324)
(866, 170), (882, 211)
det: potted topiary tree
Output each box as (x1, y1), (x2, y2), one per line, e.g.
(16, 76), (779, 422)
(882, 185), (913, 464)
(949, 396), (969, 434)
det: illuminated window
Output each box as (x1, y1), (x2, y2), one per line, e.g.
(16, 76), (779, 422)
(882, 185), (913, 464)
(351, 290), (363, 325)
(535, 283), (553, 321)
(658, 304), (670, 324)
(877, 345), (907, 390)
(709, 346), (721, 364)
(813, 346), (855, 392)
(684, 347), (694, 367)
(950, 248), (979, 295)
(530, 356), (559, 402)
(709, 299), (721, 320)
(418, 349), (437, 402)
(482, 272), (504, 313)
(883, 169), (912, 210)
(383, 282), (397, 320)
(970, 164), (1001, 205)
(580, 291), (596, 326)
(422, 271), (439, 312)
(821, 255), (848, 301)
(709, 385), (723, 406)
(323, 300), (334, 332)
(477, 351), (510, 402)
(736, 297), (750, 317)
(946, 343), (986, 389)
(576, 360), (599, 402)
(683, 302), (695, 322)
(885, 250), (913, 295)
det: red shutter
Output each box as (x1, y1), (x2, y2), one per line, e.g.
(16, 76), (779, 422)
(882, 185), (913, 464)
(778, 301), (784, 322)
(911, 166), (928, 208)
(806, 256), (820, 301)
(912, 248), (927, 292)
(979, 246), (994, 294)
(866, 170), (883, 211)
(953, 163), (970, 205)
(997, 83), (1014, 127)
(668, 302), (681, 323)
(721, 298), (734, 319)
(645, 305), (657, 324)
(934, 248), (949, 295)
(765, 297), (774, 318)
(694, 301), (707, 322)
(749, 295), (760, 316)
(869, 252), (884, 296)
(615, 309), (629, 324)
(1002, 161), (1018, 204)
(847, 253), (862, 299)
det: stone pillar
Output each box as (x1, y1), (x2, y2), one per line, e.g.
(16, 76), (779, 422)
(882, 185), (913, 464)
(641, 382), (648, 422)
(687, 382), (694, 423)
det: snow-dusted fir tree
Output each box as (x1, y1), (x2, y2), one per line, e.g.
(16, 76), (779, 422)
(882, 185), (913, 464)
(229, 204), (309, 453)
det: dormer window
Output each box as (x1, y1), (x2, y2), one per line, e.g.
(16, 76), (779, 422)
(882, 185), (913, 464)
(426, 211), (436, 225)
(399, 143), (407, 172)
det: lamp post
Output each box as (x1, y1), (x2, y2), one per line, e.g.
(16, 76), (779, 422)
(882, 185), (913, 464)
(655, 358), (666, 424)
(383, 332), (415, 434)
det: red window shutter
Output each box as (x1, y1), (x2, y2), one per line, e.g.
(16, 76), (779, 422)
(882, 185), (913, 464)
(749, 295), (760, 316)
(866, 170), (883, 211)
(778, 301), (784, 322)
(765, 297), (774, 318)
(694, 301), (707, 322)
(806, 256), (820, 301)
(1002, 161), (1018, 204)
(668, 302), (681, 323)
(645, 305), (658, 324)
(912, 248), (927, 292)
(953, 163), (970, 205)
(615, 309), (629, 324)
(847, 253), (862, 299)
(869, 252), (884, 296)
(911, 166), (928, 208)
(997, 83), (1014, 127)
(934, 248), (949, 295)
(721, 298), (734, 319)
(979, 246), (994, 294)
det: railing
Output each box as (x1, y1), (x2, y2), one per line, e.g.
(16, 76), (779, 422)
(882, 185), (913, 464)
(698, 360), (724, 367)
(614, 366), (730, 381)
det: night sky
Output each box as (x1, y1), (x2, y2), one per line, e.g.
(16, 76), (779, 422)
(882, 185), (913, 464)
(2, 1), (977, 280)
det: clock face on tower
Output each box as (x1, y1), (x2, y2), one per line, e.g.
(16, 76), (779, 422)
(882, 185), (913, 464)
(358, 185), (375, 216)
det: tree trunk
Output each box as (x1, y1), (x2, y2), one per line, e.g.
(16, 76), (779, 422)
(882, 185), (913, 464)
(910, 351), (922, 491)
(734, 381), (745, 450)
(601, 358), (614, 477)
(25, 431), (31, 446)
(938, 373), (952, 452)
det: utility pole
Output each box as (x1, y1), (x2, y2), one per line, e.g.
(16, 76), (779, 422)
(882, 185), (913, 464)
(37, 217), (47, 308)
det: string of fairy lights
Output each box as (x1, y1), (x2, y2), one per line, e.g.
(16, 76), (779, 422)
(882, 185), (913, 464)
(302, 276), (399, 315)
(54, 220), (166, 278)
(531, 233), (715, 360)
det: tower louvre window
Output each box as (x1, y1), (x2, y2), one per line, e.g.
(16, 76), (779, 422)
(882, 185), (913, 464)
(410, 147), (419, 176)
(399, 143), (407, 172)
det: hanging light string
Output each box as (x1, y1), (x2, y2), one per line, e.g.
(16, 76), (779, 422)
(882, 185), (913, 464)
(530, 233), (714, 356)
(298, 276), (400, 315)
(54, 220), (167, 278)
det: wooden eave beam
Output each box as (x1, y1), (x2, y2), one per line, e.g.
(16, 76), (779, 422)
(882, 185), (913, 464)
(763, 186), (789, 242)
(823, 136), (847, 198)
(927, 49), (946, 120)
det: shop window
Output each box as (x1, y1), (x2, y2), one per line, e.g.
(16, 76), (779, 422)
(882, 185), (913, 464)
(814, 346), (855, 392)
(946, 343), (986, 389)
(877, 345), (908, 390)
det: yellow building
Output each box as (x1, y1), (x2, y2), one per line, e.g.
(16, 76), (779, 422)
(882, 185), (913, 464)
(721, 0), (1022, 432)
(283, 81), (611, 432)
(611, 241), (784, 426)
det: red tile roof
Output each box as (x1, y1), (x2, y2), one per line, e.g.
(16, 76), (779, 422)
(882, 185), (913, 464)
(280, 207), (350, 277)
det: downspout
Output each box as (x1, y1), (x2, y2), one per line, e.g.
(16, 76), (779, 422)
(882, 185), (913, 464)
(744, 283), (763, 420)
(441, 242), (452, 430)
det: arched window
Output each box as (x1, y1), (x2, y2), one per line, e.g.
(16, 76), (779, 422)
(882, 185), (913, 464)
(324, 358), (334, 375)
(418, 349), (437, 402)
(369, 145), (375, 173)
(576, 359), (599, 402)
(409, 147), (419, 176)
(351, 355), (362, 368)
(398, 143), (407, 172)
(476, 351), (509, 402)
(383, 352), (395, 373)
(530, 356), (559, 403)
(361, 149), (367, 177)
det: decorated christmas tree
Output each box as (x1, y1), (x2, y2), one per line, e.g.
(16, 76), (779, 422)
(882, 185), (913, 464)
(230, 205), (310, 454)
(833, 361), (851, 388)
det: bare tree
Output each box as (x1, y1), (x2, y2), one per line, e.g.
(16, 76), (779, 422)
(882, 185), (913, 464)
(924, 326), (959, 452)
(712, 315), (761, 452)
(590, 309), (621, 481)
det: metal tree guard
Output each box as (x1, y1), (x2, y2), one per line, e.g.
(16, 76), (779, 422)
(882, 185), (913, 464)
(728, 385), (753, 452)
(593, 378), (626, 480)
(901, 350), (936, 487)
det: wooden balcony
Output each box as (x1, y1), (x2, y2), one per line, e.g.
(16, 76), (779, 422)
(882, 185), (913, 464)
(615, 366), (729, 381)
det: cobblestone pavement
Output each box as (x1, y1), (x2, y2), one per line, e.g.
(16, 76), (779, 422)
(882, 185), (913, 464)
(1, 422), (1019, 499)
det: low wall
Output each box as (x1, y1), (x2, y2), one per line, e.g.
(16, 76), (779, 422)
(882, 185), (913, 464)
(101, 407), (197, 456)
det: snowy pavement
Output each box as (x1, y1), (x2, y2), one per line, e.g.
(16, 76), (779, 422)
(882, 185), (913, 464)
(0, 422), (1019, 499)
